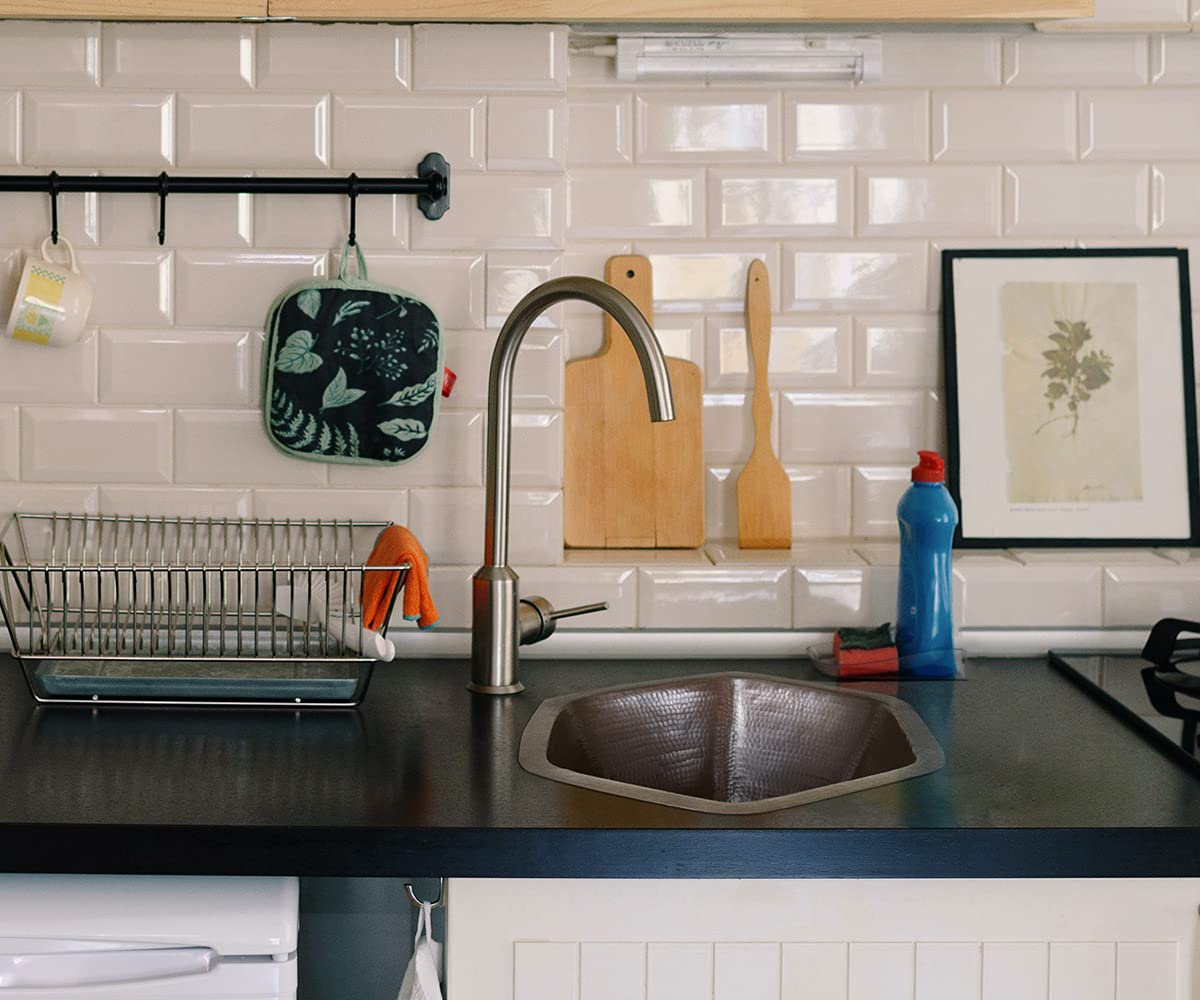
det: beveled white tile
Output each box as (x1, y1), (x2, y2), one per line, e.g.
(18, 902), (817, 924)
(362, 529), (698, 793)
(915, 943), (980, 1000)
(23, 406), (171, 484)
(408, 487), (561, 565)
(639, 566), (791, 628)
(1012, 547), (1170, 565)
(782, 943), (847, 1000)
(706, 464), (851, 540)
(175, 250), (325, 327)
(636, 91), (781, 163)
(512, 565), (636, 629)
(854, 314), (940, 388)
(0, 21), (98, 86)
(787, 90), (929, 162)
(715, 943), (780, 1000)
(179, 94), (328, 169)
(1082, 88), (1200, 160)
(794, 565), (897, 628)
(1039, 0), (1187, 29)
(0, 483), (98, 522)
(852, 466), (908, 538)
(252, 488), (409, 525)
(956, 562), (1102, 627)
(648, 944), (712, 1000)
(364, 253), (484, 330)
(489, 96), (564, 171)
(565, 547), (707, 565)
(780, 391), (927, 464)
(879, 33), (1001, 85)
(100, 330), (252, 406)
(567, 93), (633, 165)
(101, 168), (251, 249)
(1103, 563), (1200, 625)
(784, 241), (927, 312)
(1005, 165), (1150, 235)
(1004, 35), (1149, 85)
(558, 242), (633, 295)
(511, 410), (563, 488)
(707, 541), (862, 566)
(332, 95), (485, 172)
(709, 167), (851, 237)
(175, 409), (326, 487)
(857, 166), (1001, 237)
(328, 410), (483, 488)
(411, 174), (564, 251)
(24, 91), (170, 167)
(849, 943), (913, 1000)
(99, 486), (251, 519)
(651, 314), (704, 363)
(703, 391), (766, 465)
(568, 168), (704, 240)
(487, 253), (562, 329)
(982, 944), (1047, 1000)
(1153, 163), (1200, 234)
(257, 23), (410, 90)
(0, 182), (97, 250)
(0, 248), (20, 319)
(255, 183), (406, 250)
(1152, 33), (1200, 83)
(442, 329), (563, 408)
(74, 249), (173, 327)
(423, 565), (473, 628)
(638, 243), (778, 313)
(503, 490), (562, 565)
(103, 23), (253, 88)
(0, 406), (16, 480)
(580, 942), (645, 1000)
(933, 89), (1076, 162)
(412, 24), (567, 92)
(0, 334), (97, 404)
(1049, 944), (1114, 1000)
(705, 315), (850, 389)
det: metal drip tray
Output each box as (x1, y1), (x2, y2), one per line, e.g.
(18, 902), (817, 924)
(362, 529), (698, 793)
(519, 673), (944, 815)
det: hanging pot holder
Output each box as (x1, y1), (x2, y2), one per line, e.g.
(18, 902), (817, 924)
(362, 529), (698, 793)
(263, 242), (443, 465)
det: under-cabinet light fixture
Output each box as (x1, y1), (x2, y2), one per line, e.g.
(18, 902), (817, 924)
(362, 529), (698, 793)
(575, 34), (882, 84)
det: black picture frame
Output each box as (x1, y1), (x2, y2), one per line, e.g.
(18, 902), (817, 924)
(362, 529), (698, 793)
(941, 247), (1199, 549)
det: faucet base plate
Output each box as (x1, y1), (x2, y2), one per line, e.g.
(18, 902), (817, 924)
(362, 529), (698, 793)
(468, 681), (525, 696)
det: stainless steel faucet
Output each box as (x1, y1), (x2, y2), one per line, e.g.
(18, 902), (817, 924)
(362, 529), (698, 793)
(469, 276), (676, 695)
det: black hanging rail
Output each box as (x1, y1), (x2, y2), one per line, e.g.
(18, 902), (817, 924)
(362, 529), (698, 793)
(0, 151), (450, 246)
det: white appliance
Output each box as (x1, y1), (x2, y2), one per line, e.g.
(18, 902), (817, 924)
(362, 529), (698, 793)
(0, 876), (297, 999)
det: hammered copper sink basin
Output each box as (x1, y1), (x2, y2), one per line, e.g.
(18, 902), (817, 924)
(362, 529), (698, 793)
(518, 673), (945, 815)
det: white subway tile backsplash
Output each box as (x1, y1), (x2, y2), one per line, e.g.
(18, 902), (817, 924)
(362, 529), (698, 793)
(879, 34), (1001, 86)
(411, 174), (564, 251)
(332, 95), (485, 172)
(22, 407), (171, 484)
(639, 566), (791, 628)
(1005, 164), (1150, 235)
(179, 94), (328, 169)
(567, 93), (633, 165)
(852, 466), (908, 537)
(1152, 33), (1200, 83)
(251, 488), (409, 525)
(0, 484), (98, 522)
(1004, 35), (1149, 85)
(487, 253), (562, 329)
(424, 565), (472, 628)
(853, 314), (939, 388)
(703, 391), (762, 465)
(511, 411), (563, 488)
(1082, 88), (1200, 159)
(0, 21), (97, 87)
(257, 23), (410, 91)
(489, 97), (565, 171)
(515, 564), (637, 629)
(1152, 163), (1200, 234)
(782, 943), (847, 1000)
(784, 241), (927, 312)
(75, 249), (173, 327)
(787, 90), (929, 162)
(857, 166), (1001, 236)
(0, 406), (16, 480)
(1103, 563), (1200, 625)
(101, 170), (251, 249)
(255, 189), (406, 250)
(443, 330), (563, 409)
(99, 485), (251, 518)
(956, 561), (1102, 627)
(328, 410), (483, 488)
(933, 89), (1076, 162)
(780, 390), (927, 464)
(709, 167), (851, 237)
(412, 24), (567, 92)
(103, 23), (253, 89)
(408, 487), (562, 565)
(636, 91), (781, 163)
(641, 244), (777, 312)
(705, 464), (851, 539)
(568, 168), (704, 240)
(175, 250), (325, 328)
(175, 409), (326, 487)
(25, 91), (169, 168)
(653, 314), (704, 363)
(3, 186), (97, 249)
(366, 254), (485, 330)
(100, 330), (251, 406)
(0, 335), (97, 404)
(705, 315), (850, 389)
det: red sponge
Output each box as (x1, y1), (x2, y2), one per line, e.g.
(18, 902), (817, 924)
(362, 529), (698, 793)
(833, 631), (899, 677)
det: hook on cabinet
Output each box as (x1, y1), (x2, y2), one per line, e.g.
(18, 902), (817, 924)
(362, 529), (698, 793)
(404, 879), (445, 909)
(48, 170), (59, 245)
(347, 172), (358, 247)
(157, 171), (169, 246)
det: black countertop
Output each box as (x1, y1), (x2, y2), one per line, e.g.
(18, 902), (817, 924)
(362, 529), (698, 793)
(1, 654), (1198, 879)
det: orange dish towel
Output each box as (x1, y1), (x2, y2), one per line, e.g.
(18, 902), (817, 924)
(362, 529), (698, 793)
(361, 525), (439, 631)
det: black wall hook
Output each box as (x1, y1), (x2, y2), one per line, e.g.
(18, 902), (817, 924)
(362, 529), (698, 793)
(347, 172), (358, 246)
(157, 171), (169, 246)
(48, 170), (59, 244)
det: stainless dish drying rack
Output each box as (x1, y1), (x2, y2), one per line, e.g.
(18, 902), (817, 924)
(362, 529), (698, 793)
(0, 513), (409, 707)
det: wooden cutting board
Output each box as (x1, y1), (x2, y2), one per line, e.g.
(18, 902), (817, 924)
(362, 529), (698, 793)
(564, 255), (704, 549)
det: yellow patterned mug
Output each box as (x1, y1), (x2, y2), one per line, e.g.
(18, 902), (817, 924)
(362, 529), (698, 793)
(5, 236), (93, 347)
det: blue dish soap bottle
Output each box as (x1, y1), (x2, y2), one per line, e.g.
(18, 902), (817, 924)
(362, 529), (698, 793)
(896, 450), (958, 679)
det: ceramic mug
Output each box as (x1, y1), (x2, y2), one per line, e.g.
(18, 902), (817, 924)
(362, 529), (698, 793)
(5, 236), (93, 347)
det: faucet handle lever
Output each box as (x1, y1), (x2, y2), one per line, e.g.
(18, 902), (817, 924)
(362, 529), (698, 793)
(518, 596), (608, 646)
(548, 601), (608, 621)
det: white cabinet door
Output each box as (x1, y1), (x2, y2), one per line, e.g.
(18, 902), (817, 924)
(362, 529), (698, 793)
(1036, 0), (1189, 30)
(446, 879), (1199, 1000)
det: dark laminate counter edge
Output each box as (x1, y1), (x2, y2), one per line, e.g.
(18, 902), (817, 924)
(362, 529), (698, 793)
(6, 826), (1200, 879)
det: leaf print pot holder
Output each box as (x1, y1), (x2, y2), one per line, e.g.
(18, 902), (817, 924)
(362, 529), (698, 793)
(263, 242), (443, 465)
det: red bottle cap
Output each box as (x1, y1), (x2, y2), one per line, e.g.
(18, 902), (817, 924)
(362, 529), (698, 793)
(911, 450), (945, 483)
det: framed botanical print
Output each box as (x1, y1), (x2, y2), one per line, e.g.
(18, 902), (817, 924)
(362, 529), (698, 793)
(942, 248), (1199, 548)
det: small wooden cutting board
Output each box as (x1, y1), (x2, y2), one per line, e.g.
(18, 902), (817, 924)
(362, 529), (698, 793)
(564, 255), (705, 549)
(737, 259), (792, 549)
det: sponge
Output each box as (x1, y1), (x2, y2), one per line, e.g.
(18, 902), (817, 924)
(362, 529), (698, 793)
(833, 624), (899, 677)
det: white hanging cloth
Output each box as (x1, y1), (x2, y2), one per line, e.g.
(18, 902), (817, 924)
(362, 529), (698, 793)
(397, 900), (443, 1000)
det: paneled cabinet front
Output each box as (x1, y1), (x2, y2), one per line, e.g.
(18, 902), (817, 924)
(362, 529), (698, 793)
(0, 0), (266, 16)
(448, 878), (1197, 1000)
(267, 0), (1092, 21)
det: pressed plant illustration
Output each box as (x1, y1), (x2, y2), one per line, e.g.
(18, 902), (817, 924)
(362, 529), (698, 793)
(1036, 319), (1114, 438)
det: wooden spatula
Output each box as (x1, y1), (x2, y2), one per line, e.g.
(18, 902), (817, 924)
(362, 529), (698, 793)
(737, 259), (792, 549)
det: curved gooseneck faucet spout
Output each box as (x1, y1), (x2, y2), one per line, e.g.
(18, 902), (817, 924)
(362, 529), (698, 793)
(470, 276), (676, 694)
